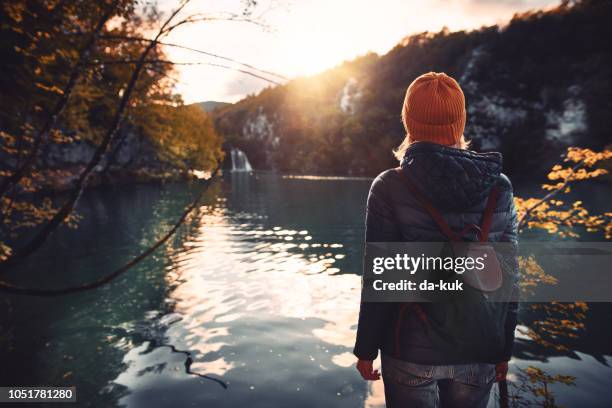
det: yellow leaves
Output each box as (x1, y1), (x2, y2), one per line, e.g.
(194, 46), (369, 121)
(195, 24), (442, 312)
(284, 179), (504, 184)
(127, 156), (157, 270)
(54, 48), (78, 61)
(547, 166), (608, 182)
(521, 302), (588, 352)
(542, 181), (563, 191)
(132, 103), (223, 170)
(0, 146), (18, 155)
(64, 211), (81, 229)
(34, 82), (64, 95)
(0, 130), (17, 143)
(519, 256), (557, 297)
(515, 265), (590, 355)
(35, 30), (51, 39)
(547, 166), (571, 181)
(4, 3), (26, 23)
(566, 146), (612, 167)
(500, 149), (605, 403)
(540, 147), (610, 200)
(0, 131), (19, 155)
(524, 366), (576, 387)
(511, 365), (576, 406)
(523, 259), (556, 286)
(0, 242), (12, 262)
(514, 196), (546, 220)
(16, 174), (37, 193)
(49, 129), (74, 144)
(1, 194), (80, 233)
(38, 53), (57, 65)
(519, 146), (612, 238)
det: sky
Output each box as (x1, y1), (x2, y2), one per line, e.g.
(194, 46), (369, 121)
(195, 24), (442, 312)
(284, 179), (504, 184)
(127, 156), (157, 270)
(159, 0), (560, 104)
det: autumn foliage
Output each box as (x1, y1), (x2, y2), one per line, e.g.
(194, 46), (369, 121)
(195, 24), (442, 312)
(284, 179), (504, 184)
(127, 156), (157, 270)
(0, 0), (223, 262)
(508, 146), (611, 406)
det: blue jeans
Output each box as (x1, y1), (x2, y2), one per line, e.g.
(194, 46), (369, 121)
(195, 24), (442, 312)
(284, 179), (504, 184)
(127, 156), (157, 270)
(381, 355), (495, 408)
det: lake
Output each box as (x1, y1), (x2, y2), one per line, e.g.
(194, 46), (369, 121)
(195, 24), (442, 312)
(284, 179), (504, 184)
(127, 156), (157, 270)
(1, 172), (611, 407)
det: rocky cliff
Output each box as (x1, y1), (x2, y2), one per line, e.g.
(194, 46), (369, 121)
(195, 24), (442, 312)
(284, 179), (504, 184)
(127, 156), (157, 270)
(214, 0), (612, 177)
(29, 127), (190, 192)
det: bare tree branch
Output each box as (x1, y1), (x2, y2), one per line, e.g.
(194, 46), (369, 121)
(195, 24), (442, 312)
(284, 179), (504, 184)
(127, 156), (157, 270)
(0, 167), (219, 295)
(92, 58), (283, 84)
(160, 11), (270, 34)
(100, 34), (288, 80)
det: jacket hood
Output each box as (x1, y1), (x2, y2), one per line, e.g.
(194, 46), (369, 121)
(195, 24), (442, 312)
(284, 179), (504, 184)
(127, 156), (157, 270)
(400, 142), (502, 211)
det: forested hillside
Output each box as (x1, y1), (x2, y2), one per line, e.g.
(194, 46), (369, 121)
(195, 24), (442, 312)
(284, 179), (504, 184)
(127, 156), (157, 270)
(214, 0), (612, 176)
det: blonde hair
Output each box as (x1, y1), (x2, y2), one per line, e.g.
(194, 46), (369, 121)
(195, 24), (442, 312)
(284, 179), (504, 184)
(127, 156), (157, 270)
(393, 134), (470, 161)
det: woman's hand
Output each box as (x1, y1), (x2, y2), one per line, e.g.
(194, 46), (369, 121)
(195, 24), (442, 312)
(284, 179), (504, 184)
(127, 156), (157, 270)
(356, 359), (380, 381)
(495, 361), (508, 382)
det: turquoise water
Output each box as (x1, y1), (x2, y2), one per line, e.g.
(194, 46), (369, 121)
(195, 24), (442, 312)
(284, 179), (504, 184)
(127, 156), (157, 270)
(1, 173), (611, 407)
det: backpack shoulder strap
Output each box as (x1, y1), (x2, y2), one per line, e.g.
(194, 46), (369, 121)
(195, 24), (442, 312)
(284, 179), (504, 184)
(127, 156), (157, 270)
(394, 168), (460, 241)
(479, 184), (500, 242)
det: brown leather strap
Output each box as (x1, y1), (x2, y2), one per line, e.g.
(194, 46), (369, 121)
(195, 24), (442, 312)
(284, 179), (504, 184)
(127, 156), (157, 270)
(395, 167), (499, 242)
(479, 184), (499, 242)
(395, 168), (460, 241)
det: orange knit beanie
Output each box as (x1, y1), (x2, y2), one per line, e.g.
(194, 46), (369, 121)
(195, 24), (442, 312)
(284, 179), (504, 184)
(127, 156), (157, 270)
(402, 72), (466, 146)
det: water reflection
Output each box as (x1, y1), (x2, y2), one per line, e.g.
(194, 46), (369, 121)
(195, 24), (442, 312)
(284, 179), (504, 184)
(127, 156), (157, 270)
(106, 173), (382, 407)
(2, 173), (611, 407)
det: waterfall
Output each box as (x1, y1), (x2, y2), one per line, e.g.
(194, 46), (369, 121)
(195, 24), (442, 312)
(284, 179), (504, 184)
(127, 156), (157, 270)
(230, 148), (253, 172)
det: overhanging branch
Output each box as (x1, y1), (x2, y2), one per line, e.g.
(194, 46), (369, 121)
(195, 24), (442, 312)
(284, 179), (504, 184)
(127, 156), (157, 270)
(91, 58), (282, 84)
(100, 34), (288, 81)
(0, 168), (219, 296)
(0, 0), (192, 268)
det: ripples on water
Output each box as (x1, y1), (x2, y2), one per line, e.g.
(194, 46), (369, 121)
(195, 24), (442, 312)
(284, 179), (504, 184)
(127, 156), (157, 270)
(108, 173), (388, 407)
(2, 172), (611, 407)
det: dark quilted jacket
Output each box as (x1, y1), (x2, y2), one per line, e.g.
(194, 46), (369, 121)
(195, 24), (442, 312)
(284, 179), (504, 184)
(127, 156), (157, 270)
(353, 141), (519, 364)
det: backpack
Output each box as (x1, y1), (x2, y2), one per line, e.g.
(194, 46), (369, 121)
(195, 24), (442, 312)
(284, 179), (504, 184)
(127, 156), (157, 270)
(394, 167), (514, 363)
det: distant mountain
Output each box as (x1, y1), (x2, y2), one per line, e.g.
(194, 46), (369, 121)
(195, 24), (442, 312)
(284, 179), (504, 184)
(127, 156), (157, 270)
(197, 101), (231, 112)
(213, 0), (612, 176)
